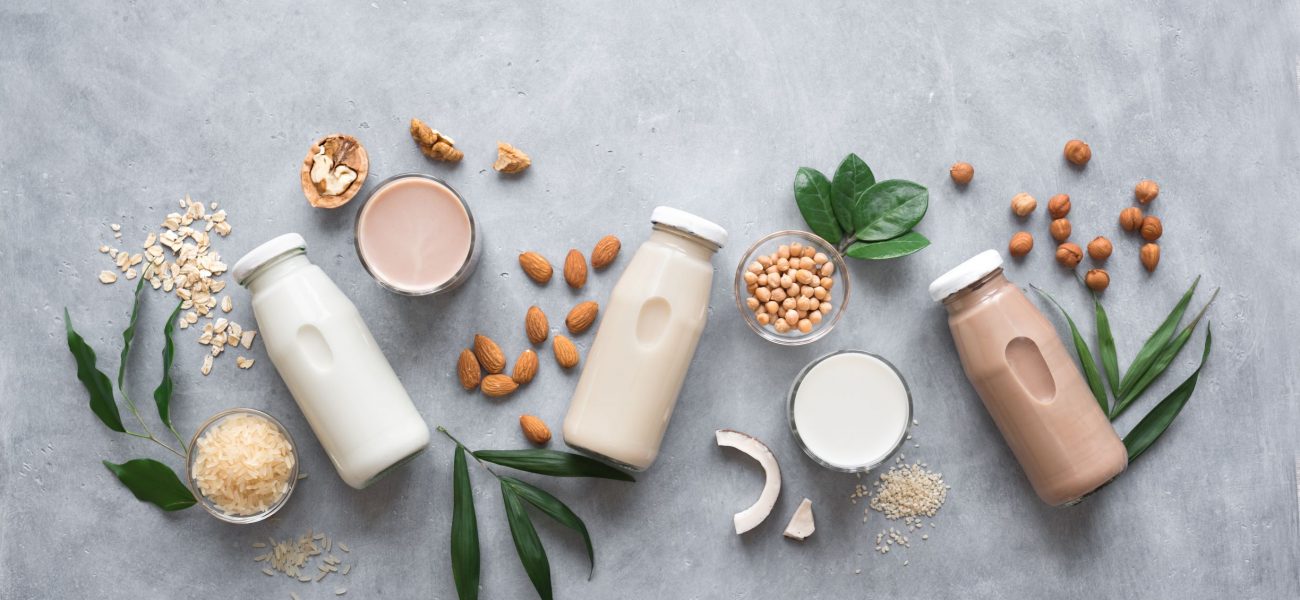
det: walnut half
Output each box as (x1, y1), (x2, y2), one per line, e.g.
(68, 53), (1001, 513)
(300, 134), (369, 209)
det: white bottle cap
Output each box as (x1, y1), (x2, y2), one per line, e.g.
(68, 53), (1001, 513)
(650, 206), (728, 249)
(232, 233), (307, 285)
(928, 249), (1003, 302)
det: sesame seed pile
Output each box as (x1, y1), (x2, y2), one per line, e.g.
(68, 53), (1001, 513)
(848, 419), (951, 562)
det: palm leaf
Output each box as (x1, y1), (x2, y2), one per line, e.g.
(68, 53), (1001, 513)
(1117, 276), (1200, 398)
(1123, 326), (1212, 463)
(451, 447), (480, 600)
(1033, 286), (1108, 413)
(502, 477), (595, 578)
(473, 450), (634, 481)
(501, 480), (552, 600)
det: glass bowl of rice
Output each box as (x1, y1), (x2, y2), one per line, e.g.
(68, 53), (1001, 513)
(186, 408), (299, 524)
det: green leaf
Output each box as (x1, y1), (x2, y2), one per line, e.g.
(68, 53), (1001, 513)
(473, 450), (635, 482)
(793, 167), (841, 244)
(1114, 288), (1218, 418)
(502, 477), (595, 578)
(1093, 294), (1121, 399)
(1033, 287), (1108, 414)
(501, 480), (553, 600)
(852, 180), (929, 241)
(64, 308), (124, 432)
(1123, 326), (1212, 463)
(102, 458), (196, 511)
(830, 154), (875, 233)
(152, 302), (184, 431)
(1117, 276), (1200, 398)
(451, 447), (480, 600)
(117, 273), (149, 393)
(844, 231), (930, 260)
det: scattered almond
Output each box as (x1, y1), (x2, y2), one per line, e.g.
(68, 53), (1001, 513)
(553, 335), (579, 369)
(564, 249), (587, 289)
(512, 349), (539, 385)
(565, 301), (599, 334)
(481, 374), (519, 398)
(519, 415), (551, 445)
(525, 306), (549, 344)
(591, 235), (621, 269)
(457, 349), (482, 390)
(473, 334), (506, 374)
(519, 252), (553, 284)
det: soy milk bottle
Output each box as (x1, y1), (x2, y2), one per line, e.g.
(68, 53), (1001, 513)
(563, 207), (727, 471)
(233, 234), (430, 489)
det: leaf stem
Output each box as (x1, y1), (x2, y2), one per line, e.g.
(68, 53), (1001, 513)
(437, 426), (500, 478)
(124, 429), (185, 458)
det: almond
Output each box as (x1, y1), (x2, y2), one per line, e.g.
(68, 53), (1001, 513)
(565, 301), (599, 334)
(519, 251), (553, 284)
(473, 334), (506, 374)
(591, 235), (621, 269)
(564, 249), (587, 288)
(456, 348), (481, 390)
(525, 305), (549, 344)
(519, 414), (551, 445)
(553, 335), (580, 369)
(512, 349), (539, 385)
(481, 374), (519, 398)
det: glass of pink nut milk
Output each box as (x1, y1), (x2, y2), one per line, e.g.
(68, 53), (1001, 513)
(354, 174), (480, 295)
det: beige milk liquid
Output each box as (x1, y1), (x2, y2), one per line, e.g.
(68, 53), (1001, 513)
(943, 270), (1126, 506)
(792, 352), (910, 470)
(356, 176), (472, 294)
(245, 251), (430, 489)
(562, 228), (718, 470)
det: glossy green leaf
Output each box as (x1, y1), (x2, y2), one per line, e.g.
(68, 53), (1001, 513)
(793, 167), (841, 244)
(64, 308), (124, 432)
(152, 302), (184, 430)
(1033, 287), (1108, 414)
(117, 273), (148, 393)
(844, 231), (930, 260)
(1114, 288), (1218, 418)
(502, 477), (595, 578)
(1118, 276), (1200, 398)
(1123, 326), (1212, 463)
(830, 154), (875, 234)
(102, 458), (196, 511)
(451, 447), (479, 600)
(501, 480), (553, 600)
(1093, 293), (1121, 399)
(473, 450), (635, 482)
(852, 180), (929, 241)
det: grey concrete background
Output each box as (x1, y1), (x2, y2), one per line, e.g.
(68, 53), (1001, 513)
(2, 1), (1297, 598)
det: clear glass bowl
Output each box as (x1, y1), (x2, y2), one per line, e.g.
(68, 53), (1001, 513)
(733, 230), (850, 346)
(787, 350), (913, 473)
(186, 408), (299, 524)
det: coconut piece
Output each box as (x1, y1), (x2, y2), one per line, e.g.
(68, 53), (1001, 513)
(715, 429), (781, 534)
(783, 498), (815, 541)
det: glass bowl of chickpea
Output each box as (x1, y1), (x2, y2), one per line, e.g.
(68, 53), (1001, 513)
(734, 230), (849, 346)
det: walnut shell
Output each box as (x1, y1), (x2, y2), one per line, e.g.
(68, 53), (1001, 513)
(300, 134), (369, 209)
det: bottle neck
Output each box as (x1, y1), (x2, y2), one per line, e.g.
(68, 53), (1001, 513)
(241, 250), (311, 294)
(942, 269), (1009, 314)
(649, 225), (718, 261)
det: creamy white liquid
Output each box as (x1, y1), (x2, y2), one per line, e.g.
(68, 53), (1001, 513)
(791, 352), (910, 470)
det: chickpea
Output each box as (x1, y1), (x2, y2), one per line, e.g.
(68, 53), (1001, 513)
(755, 287), (771, 302)
(819, 302), (832, 314)
(808, 298), (820, 311)
(796, 296), (811, 311)
(747, 262), (763, 274)
(814, 287), (828, 300)
(757, 274), (768, 286)
(820, 262), (834, 277)
(802, 246), (816, 259)
(757, 255), (773, 268)
(780, 274), (794, 288)
(777, 245), (791, 259)
(782, 297), (797, 311)
(756, 312), (771, 325)
(772, 288), (788, 302)
(795, 269), (813, 285)
(774, 318), (791, 333)
(776, 258), (789, 272)
(809, 310), (823, 324)
(789, 242), (803, 256)
(746, 297), (760, 311)
(743, 271), (758, 285)
(765, 301), (779, 314)
(800, 285), (815, 298)
(821, 277), (834, 289)
(814, 252), (828, 264)
(785, 309), (799, 326)
(800, 256), (815, 270)
(797, 319), (813, 334)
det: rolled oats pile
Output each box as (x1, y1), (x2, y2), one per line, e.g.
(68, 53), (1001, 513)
(97, 196), (257, 375)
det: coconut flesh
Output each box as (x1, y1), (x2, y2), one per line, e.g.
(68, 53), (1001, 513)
(715, 429), (782, 534)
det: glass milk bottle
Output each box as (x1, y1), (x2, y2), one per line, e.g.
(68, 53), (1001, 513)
(563, 207), (727, 471)
(930, 250), (1126, 506)
(232, 233), (430, 489)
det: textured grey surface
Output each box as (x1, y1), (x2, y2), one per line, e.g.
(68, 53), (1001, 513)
(2, 1), (1299, 598)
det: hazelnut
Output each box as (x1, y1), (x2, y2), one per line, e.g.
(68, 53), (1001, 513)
(1047, 194), (1071, 219)
(1140, 243), (1160, 272)
(1049, 218), (1072, 242)
(1087, 236), (1113, 261)
(1119, 206), (1144, 232)
(1064, 139), (1092, 166)
(1085, 269), (1110, 291)
(950, 162), (974, 185)
(1011, 193), (1037, 217)
(1008, 231), (1034, 257)
(1056, 242), (1084, 268)
(1140, 215), (1163, 241)
(1135, 179), (1159, 203)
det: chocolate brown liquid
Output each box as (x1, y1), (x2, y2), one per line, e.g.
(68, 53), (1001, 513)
(943, 270), (1126, 506)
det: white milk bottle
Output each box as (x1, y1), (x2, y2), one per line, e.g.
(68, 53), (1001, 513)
(233, 233), (430, 489)
(562, 207), (727, 471)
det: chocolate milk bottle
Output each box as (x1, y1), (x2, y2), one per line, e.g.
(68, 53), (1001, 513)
(930, 250), (1126, 506)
